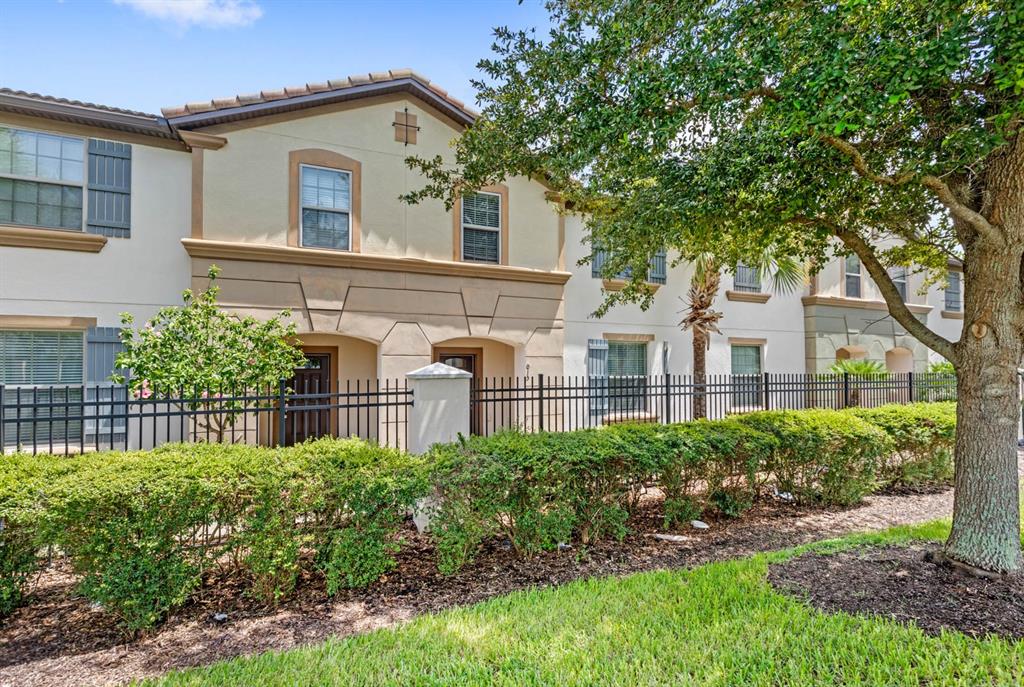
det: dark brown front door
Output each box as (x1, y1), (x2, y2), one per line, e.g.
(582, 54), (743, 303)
(435, 348), (482, 435)
(286, 353), (331, 445)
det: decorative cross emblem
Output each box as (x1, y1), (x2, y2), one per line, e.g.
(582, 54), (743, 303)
(392, 108), (421, 146)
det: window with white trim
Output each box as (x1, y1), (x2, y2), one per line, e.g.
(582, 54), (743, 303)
(730, 344), (763, 407)
(888, 266), (908, 301)
(299, 164), (351, 250)
(0, 127), (85, 231)
(461, 191), (501, 263)
(844, 254), (862, 298)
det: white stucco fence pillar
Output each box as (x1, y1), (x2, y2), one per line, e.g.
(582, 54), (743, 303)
(405, 362), (472, 532)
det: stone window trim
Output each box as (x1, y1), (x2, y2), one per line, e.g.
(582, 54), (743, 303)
(288, 149), (361, 252)
(452, 183), (509, 265)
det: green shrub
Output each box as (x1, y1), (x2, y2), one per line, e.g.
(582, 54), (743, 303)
(0, 439), (427, 630)
(0, 519), (38, 616)
(736, 409), (891, 505)
(845, 402), (956, 489)
(1, 403), (956, 625)
(297, 440), (428, 593)
(657, 419), (777, 525)
(427, 427), (662, 573)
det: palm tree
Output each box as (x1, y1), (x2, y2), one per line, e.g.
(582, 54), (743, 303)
(680, 252), (805, 419)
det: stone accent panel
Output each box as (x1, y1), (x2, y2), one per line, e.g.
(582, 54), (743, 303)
(192, 256), (566, 378)
(803, 301), (931, 373)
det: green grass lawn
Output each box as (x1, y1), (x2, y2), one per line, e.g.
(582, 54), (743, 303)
(148, 520), (1024, 687)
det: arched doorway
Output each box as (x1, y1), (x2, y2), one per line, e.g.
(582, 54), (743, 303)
(835, 344), (867, 361)
(885, 347), (914, 373)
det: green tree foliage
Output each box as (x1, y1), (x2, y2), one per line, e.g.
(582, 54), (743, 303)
(113, 265), (306, 441)
(828, 359), (887, 376)
(404, 0), (1024, 573)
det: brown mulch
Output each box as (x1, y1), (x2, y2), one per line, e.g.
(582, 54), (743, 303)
(0, 484), (960, 687)
(768, 544), (1024, 640)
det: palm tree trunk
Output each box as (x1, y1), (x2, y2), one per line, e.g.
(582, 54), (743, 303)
(693, 328), (707, 420)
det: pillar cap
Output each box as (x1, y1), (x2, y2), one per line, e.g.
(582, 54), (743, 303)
(406, 362), (473, 379)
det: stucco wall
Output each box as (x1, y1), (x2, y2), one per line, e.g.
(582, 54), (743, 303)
(803, 301), (932, 372)
(561, 215), (807, 377)
(198, 96), (561, 272)
(191, 257), (564, 383)
(0, 129), (192, 329)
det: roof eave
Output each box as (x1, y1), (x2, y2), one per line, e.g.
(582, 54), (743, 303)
(167, 78), (476, 130)
(0, 91), (176, 140)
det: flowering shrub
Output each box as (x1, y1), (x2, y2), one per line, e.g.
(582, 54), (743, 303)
(112, 264), (305, 441)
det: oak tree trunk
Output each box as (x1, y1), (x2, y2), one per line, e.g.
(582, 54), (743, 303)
(944, 135), (1024, 573)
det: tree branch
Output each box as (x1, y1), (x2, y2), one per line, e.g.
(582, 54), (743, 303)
(821, 135), (1003, 244)
(821, 135), (915, 186)
(664, 86), (781, 115)
(920, 174), (1002, 245)
(834, 226), (957, 362)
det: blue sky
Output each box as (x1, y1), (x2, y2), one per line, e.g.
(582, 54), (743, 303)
(0, 0), (552, 115)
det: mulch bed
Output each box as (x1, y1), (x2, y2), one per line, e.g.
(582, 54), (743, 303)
(0, 486), (958, 687)
(768, 544), (1024, 640)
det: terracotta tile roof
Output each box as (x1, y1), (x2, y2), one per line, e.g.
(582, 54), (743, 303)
(160, 68), (479, 121)
(0, 87), (160, 120)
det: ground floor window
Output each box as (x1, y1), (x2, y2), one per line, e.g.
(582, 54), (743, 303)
(730, 343), (763, 407)
(608, 340), (647, 413)
(0, 329), (84, 447)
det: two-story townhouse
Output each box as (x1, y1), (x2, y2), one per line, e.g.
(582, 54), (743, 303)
(0, 70), (965, 449)
(804, 254), (963, 372)
(0, 90), (192, 446)
(560, 214), (808, 393)
(161, 70), (569, 440)
(562, 213), (964, 386)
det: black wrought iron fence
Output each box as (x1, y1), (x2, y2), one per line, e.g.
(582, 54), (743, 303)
(470, 372), (958, 437)
(0, 378), (411, 455)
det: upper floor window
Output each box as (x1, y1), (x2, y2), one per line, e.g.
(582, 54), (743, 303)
(0, 127), (131, 239)
(733, 262), (761, 292)
(844, 254), (862, 298)
(461, 191), (501, 263)
(0, 127), (85, 231)
(592, 245), (667, 284)
(945, 270), (962, 312)
(300, 164), (351, 251)
(887, 266), (908, 301)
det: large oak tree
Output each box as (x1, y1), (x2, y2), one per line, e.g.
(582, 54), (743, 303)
(406, 0), (1024, 572)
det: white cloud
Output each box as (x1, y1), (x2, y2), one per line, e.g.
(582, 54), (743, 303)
(114, 0), (263, 29)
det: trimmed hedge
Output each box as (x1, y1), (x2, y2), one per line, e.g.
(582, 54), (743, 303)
(0, 402), (957, 627)
(735, 409), (890, 505)
(0, 439), (427, 631)
(844, 402), (956, 488)
(428, 407), (904, 573)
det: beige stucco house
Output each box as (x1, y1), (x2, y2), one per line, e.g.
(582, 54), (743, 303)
(165, 70), (568, 394)
(0, 69), (963, 449)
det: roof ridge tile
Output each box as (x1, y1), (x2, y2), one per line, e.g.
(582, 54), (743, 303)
(157, 68), (476, 121)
